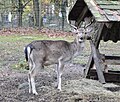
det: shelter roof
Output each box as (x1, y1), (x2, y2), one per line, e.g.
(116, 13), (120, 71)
(69, 0), (120, 22)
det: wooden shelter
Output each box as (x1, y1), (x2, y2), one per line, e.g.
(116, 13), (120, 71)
(68, 0), (120, 83)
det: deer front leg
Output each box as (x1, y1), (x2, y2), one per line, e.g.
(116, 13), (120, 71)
(56, 58), (64, 91)
(28, 73), (32, 94)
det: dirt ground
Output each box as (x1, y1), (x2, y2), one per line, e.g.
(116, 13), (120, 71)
(0, 63), (120, 102)
(0, 28), (120, 102)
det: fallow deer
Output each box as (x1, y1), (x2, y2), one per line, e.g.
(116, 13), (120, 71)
(24, 20), (91, 95)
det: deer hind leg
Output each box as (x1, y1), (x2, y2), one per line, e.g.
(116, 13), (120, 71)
(28, 57), (41, 95)
(28, 57), (33, 94)
(28, 61), (38, 95)
(56, 57), (64, 91)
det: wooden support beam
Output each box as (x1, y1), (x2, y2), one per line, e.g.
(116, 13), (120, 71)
(76, 6), (88, 27)
(94, 23), (105, 48)
(90, 40), (106, 84)
(84, 54), (93, 78)
(85, 23), (105, 77)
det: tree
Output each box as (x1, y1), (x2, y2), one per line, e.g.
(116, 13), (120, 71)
(61, 0), (67, 31)
(18, 0), (23, 27)
(0, 0), (12, 26)
(0, 0), (75, 28)
(33, 0), (40, 27)
(17, 0), (31, 27)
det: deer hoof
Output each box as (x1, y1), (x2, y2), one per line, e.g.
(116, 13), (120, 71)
(33, 91), (38, 95)
(57, 87), (61, 91)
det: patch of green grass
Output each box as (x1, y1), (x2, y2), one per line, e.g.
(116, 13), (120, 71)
(0, 34), (47, 43)
(0, 34), (73, 43)
(12, 60), (28, 71)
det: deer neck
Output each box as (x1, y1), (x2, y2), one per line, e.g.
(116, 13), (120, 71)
(70, 39), (84, 57)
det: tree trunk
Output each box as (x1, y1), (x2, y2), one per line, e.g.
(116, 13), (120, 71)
(18, 0), (23, 27)
(61, 0), (66, 31)
(39, 0), (42, 28)
(33, 0), (40, 27)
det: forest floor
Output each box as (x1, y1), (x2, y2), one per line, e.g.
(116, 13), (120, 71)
(0, 28), (120, 102)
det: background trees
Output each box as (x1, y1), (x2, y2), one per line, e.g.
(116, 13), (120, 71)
(0, 0), (75, 30)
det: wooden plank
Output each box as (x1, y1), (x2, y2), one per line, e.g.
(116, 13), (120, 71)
(110, 1), (120, 5)
(99, 5), (120, 10)
(90, 7), (108, 22)
(117, 10), (120, 15)
(105, 56), (120, 65)
(95, 15), (109, 22)
(104, 10), (120, 21)
(113, 12), (120, 21)
(104, 10), (114, 15)
(96, 1), (112, 5)
(84, 0), (120, 22)
(105, 14), (119, 21)
(105, 56), (120, 60)
(85, 0), (109, 22)
(89, 69), (120, 82)
(90, 40), (106, 84)
(96, 0), (120, 5)
(105, 59), (120, 65)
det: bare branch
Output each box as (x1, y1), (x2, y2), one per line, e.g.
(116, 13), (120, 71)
(22, 0), (31, 8)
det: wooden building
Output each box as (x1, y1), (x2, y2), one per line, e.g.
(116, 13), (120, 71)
(68, 0), (120, 83)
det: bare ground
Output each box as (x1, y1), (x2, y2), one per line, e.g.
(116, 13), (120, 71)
(0, 28), (120, 102)
(0, 63), (120, 102)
